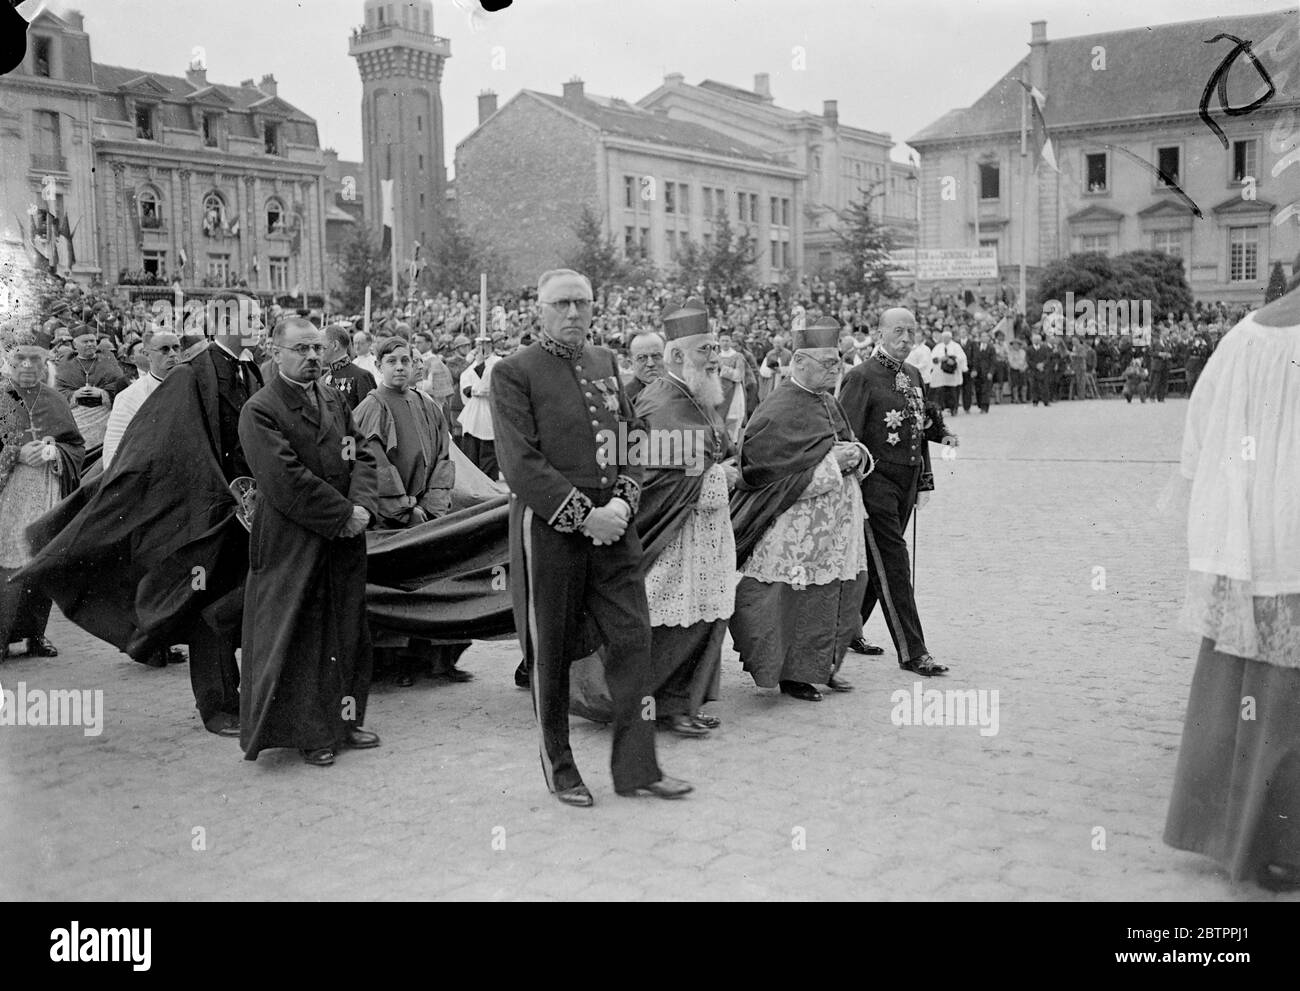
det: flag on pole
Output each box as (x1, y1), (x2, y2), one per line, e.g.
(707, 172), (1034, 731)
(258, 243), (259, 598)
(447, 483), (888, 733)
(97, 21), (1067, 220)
(252, 253), (259, 274)
(1016, 80), (1058, 173)
(380, 179), (394, 255)
(230, 217), (240, 237)
(58, 212), (75, 268)
(179, 246), (188, 270)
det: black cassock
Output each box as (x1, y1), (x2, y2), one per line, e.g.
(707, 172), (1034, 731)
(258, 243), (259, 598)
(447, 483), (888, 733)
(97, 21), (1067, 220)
(237, 375), (379, 759)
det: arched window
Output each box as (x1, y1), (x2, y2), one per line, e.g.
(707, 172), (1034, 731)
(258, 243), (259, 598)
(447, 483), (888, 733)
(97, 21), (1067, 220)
(138, 186), (162, 229)
(265, 197), (285, 234)
(202, 191), (226, 235)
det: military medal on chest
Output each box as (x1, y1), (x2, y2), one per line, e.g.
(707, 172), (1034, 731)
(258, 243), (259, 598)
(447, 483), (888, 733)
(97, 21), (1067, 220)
(591, 376), (620, 413)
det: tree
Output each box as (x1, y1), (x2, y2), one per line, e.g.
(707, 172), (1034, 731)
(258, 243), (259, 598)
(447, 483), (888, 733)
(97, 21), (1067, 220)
(425, 215), (511, 295)
(706, 211), (760, 290)
(831, 182), (900, 302)
(337, 225), (386, 312)
(562, 205), (628, 292)
(673, 236), (709, 290)
(1033, 250), (1192, 323)
(1265, 259), (1288, 303)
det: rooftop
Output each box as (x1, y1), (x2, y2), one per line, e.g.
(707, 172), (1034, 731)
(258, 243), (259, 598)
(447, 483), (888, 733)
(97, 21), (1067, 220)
(909, 10), (1300, 144)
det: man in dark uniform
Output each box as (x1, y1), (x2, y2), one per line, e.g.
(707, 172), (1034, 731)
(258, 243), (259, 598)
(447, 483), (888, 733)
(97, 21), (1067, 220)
(1027, 332), (1054, 406)
(1148, 331), (1174, 402)
(321, 324), (377, 412)
(184, 292), (265, 735)
(444, 334), (472, 446)
(839, 307), (958, 676)
(968, 329), (998, 412)
(491, 268), (691, 808)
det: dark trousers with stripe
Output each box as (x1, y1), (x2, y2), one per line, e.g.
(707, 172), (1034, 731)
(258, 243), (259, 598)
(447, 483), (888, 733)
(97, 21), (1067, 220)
(513, 502), (660, 794)
(189, 617), (240, 731)
(859, 462), (929, 664)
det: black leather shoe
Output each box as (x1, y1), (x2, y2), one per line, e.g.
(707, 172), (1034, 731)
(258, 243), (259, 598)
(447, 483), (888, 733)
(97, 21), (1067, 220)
(514, 659), (530, 689)
(900, 654), (949, 676)
(141, 649), (168, 668)
(779, 680), (823, 702)
(616, 776), (693, 799)
(165, 647), (188, 665)
(1259, 862), (1300, 892)
(658, 714), (710, 738)
(441, 666), (474, 682)
(848, 637), (884, 655)
(343, 728), (381, 749)
(25, 636), (58, 657)
(692, 711), (721, 730)
(205, 714), (240, 737)
(826, 675), (854, 692)
(555, 784), (594, 808)
(396, 672), (414, 687)
(301, 748), (335, 767)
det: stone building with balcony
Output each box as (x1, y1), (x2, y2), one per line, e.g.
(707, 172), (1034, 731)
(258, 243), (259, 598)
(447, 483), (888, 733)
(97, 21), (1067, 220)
(0, 8), (100, 282)
(909, 12), (1300, 304)
(456, 80), (805, 285)
(0, 7), (328, 299)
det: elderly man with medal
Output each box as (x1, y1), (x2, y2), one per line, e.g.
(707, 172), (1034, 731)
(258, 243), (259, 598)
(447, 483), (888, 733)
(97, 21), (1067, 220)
(839, 307), (958, 677)
(631, 297), (738, 736)
(729, 316), (874, 702)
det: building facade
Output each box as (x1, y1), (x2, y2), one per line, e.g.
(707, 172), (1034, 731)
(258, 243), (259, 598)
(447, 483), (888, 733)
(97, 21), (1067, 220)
(456, 81), (805, 285)
(349, 0), (449, 271)
(0, 8), (329, 298)
(637, 74), (918, 273)
(909, 12), (1300, 304)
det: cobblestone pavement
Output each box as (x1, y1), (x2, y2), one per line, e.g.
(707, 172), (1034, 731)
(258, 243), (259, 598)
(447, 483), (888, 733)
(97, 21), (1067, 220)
(2, 395), (1294, 901)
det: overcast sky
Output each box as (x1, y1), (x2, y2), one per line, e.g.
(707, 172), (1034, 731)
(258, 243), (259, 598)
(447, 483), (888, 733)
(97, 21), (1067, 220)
(32, 0), (1297, 171)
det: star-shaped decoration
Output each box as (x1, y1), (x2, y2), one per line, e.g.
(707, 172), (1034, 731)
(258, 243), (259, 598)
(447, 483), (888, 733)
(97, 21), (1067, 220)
(886, 431), (900, 446)
(883, 409), (904, 429)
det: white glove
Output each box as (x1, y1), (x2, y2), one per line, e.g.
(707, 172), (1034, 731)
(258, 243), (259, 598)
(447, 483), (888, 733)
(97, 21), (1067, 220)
(916, 491), (931, 511)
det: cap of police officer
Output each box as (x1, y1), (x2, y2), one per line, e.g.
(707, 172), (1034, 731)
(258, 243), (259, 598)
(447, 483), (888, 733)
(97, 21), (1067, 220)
(452, 334), (471, 348)
(793, 316), (841, 352)
(661, 297), (709, 341)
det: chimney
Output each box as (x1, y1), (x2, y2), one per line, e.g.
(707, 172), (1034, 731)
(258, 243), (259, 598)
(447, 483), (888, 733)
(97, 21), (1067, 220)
(186, 65), (207, 88)
(64, 10), (85, 31)
(259, 73), (278, 97)
(664, 72), (684, 85)
(240, 78), (255, 89)
(477, 89), (499, 124)
(754, 73), (771, 98)
(562, 77), (584, 103)
(823, 99), (838, 126)
(1029, 21), (1047, 91)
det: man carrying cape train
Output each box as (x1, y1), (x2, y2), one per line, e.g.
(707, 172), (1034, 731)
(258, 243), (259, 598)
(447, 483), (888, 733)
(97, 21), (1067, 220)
(729, 316), (873, 702)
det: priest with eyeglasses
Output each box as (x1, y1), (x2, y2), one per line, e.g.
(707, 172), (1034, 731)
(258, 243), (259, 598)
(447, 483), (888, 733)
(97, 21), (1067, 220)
(729, 316), (872, 702)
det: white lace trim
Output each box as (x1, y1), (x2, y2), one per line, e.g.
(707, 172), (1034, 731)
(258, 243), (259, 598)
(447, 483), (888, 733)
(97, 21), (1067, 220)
(1181, 571), (1300, 668)
(741, 451), (867, 587)
(645, 464), (737, 627)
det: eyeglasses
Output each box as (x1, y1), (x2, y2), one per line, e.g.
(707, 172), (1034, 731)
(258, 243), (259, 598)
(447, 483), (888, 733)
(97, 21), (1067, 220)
(150, 344), (182, 354)
(810, 356), (842, 372)
(279, 343), (326, 356)
(543, 298), (593, 313)
(694, 344), (722, 356)
(633, 352), (664, 363)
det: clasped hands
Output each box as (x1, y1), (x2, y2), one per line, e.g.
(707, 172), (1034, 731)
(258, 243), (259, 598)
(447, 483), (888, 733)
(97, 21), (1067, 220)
(339, 504), (370, 538)
(582, 499), (630, 546)
(833, 441), (863, 473)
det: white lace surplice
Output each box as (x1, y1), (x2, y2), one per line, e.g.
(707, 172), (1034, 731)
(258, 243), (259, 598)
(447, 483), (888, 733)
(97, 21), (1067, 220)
(0, 462), (62, 568)
(741, 451), (867, 587)
(644, 464), (736, 627)
(1180, 312), (1300, 666)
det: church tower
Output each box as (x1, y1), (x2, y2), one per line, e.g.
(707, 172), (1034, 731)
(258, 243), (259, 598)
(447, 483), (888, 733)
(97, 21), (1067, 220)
(349, 0), (449, 266)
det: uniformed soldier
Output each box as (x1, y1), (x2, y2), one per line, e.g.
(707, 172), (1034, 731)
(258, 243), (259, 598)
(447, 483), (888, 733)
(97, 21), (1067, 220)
(839, 307), (958, 676)
(490, 268), (692, 808)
